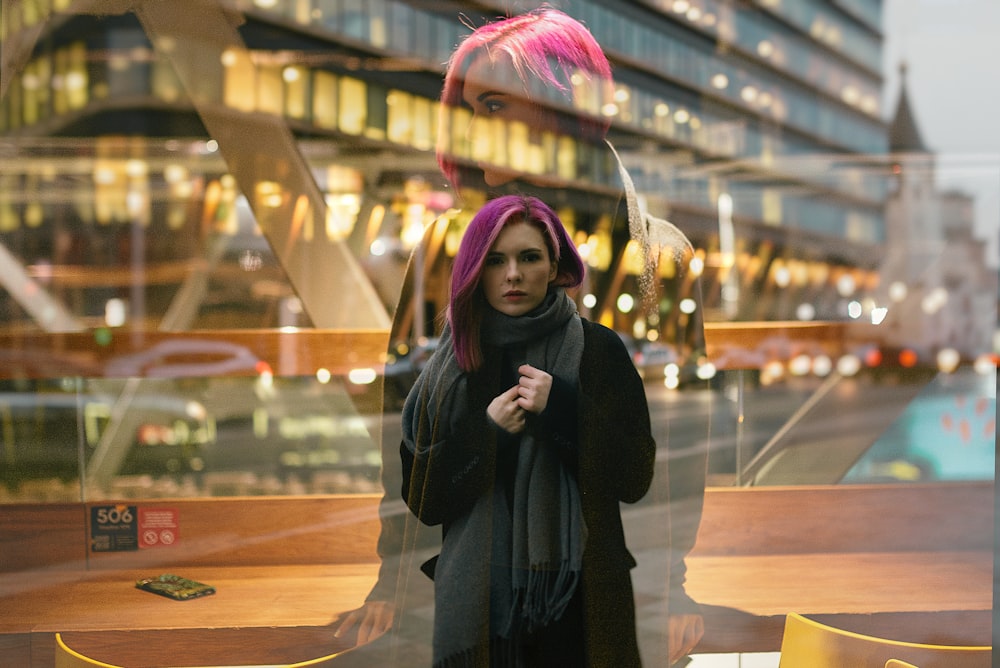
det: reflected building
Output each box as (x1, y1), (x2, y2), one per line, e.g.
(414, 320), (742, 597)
(1, 0), (893, 345)
(881, 64), (996, 362)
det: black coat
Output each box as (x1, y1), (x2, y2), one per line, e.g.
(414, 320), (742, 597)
(402, 318), (656, 667)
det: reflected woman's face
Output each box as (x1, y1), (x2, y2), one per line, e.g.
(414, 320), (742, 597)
(481, 221), (557, 317)
(461, 54), (562, 187)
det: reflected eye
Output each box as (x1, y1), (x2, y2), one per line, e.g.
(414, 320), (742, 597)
(485, 255), (505, 267)
(521, 251), (543, 263)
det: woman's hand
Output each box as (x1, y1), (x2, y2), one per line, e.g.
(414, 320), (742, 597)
(488, 385), (527, 433)
(668, 613), (705, 664)
(516, 364), (551, 414)
(332, 600), (395, 646)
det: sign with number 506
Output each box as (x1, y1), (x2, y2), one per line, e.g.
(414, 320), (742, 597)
(91, 504), (138, 552)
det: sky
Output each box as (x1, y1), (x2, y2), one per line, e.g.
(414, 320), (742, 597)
(882, 0), (1000, 266)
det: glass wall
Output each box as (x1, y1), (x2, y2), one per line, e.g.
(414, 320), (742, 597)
(0, 0), (995, 666)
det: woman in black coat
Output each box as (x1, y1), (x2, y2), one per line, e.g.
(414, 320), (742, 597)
(401, 194), (655, 667)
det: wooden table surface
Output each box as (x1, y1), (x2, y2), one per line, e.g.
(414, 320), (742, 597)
(3, 564), (379, 666)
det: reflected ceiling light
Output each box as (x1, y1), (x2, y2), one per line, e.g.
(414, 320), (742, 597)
(654, 102), (670, 117)
(186, 402), (208, 421)
(841, 86), (861, 105)
(370, 239), (387, 256)
(757, 40), (775, 58)
(973, 354), (997, 375)
(105, 298), (126, 327)
(126, 159), (147, 178)
(837, 354), (862, 377)
(686, 7), (702, 21)
(679, 298), (697, 314)
(254, 0), (279, 7)
(688, 256), (704, 276)
(836, 273), (856, 296)
(788, 354), (811, 376)
(614, 88), (630, 103)
(761, 360), (784, 385)
(94, 167), (116, 185)
(937, 348), (961, 373)
(740, 86), (758, 104)
(582, 293), (597, 309)
(348, 368), (377, 385)
(795, 303), (815, 321)
(316, 368), (332, 384)
(673, 0), (690, 13)
(65, 72), (86, 90)
(673, 109), (690, 124)
(871, 306), (888, 325)
(282, 66), (301, 83)
(922, 287), (948, 314)
(889, 281), (907, 302)
(601, 103), (620, 117)
(847, 300), (863, 319)
(812, 354), (832, 377)
(617, 293), (635, 314)
(220, 48), (239, 68)
(696, 362), (717, 380)
(164, 164), (188, 184)
(773, 265), (791, 288)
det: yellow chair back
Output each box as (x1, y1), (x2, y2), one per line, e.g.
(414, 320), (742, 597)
(778, 613), (991, 668)
(55, 634), (121, 668)
(55, 632), (353, 668)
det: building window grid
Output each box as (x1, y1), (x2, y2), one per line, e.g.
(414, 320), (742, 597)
(0, 4), (887, 245)
(0, 42), (882, 237)
(237, 0), (884, 154)
(749, 0), (881, 70)
(585, 11), (885, 154)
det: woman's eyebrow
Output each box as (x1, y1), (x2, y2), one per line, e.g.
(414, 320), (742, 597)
(477, 90), (505, 102)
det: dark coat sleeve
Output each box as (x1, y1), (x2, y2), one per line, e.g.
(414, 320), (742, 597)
(400, 365), (500, 528)
(578, 321), (656, 505)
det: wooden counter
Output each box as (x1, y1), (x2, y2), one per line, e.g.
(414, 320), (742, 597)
(1, 483), (993, 665)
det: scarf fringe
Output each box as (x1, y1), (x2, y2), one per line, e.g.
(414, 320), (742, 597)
(504, 562), (581, 635)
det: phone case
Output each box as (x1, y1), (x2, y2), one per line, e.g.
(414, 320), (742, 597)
(136, 574), (216, 600)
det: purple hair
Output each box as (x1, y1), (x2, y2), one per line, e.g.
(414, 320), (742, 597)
(449, 194), (585, 371)
(437, 7), (615, 190)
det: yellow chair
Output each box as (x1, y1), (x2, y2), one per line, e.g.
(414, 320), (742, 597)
(778, 613), (992, 668)
(55, 632), (355, 668)
(55, 634), (120, 668)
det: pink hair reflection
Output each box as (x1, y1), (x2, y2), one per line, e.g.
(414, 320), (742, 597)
(437, 7), (614, 189)
(449, 195), (585, 371)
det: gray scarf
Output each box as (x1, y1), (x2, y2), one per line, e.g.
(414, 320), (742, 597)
(403, 288), (586, 667)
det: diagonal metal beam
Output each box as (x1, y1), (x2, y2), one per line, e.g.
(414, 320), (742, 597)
(132, 0), (390, 330)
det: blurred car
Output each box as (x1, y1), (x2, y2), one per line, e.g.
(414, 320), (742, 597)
(383, 338), (440, 410)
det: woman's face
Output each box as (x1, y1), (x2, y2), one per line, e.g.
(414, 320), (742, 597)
(481, 221), (557, 317)
(462, 53), (562, 187)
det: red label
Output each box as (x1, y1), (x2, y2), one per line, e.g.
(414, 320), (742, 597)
(138, 507), (179, 549)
